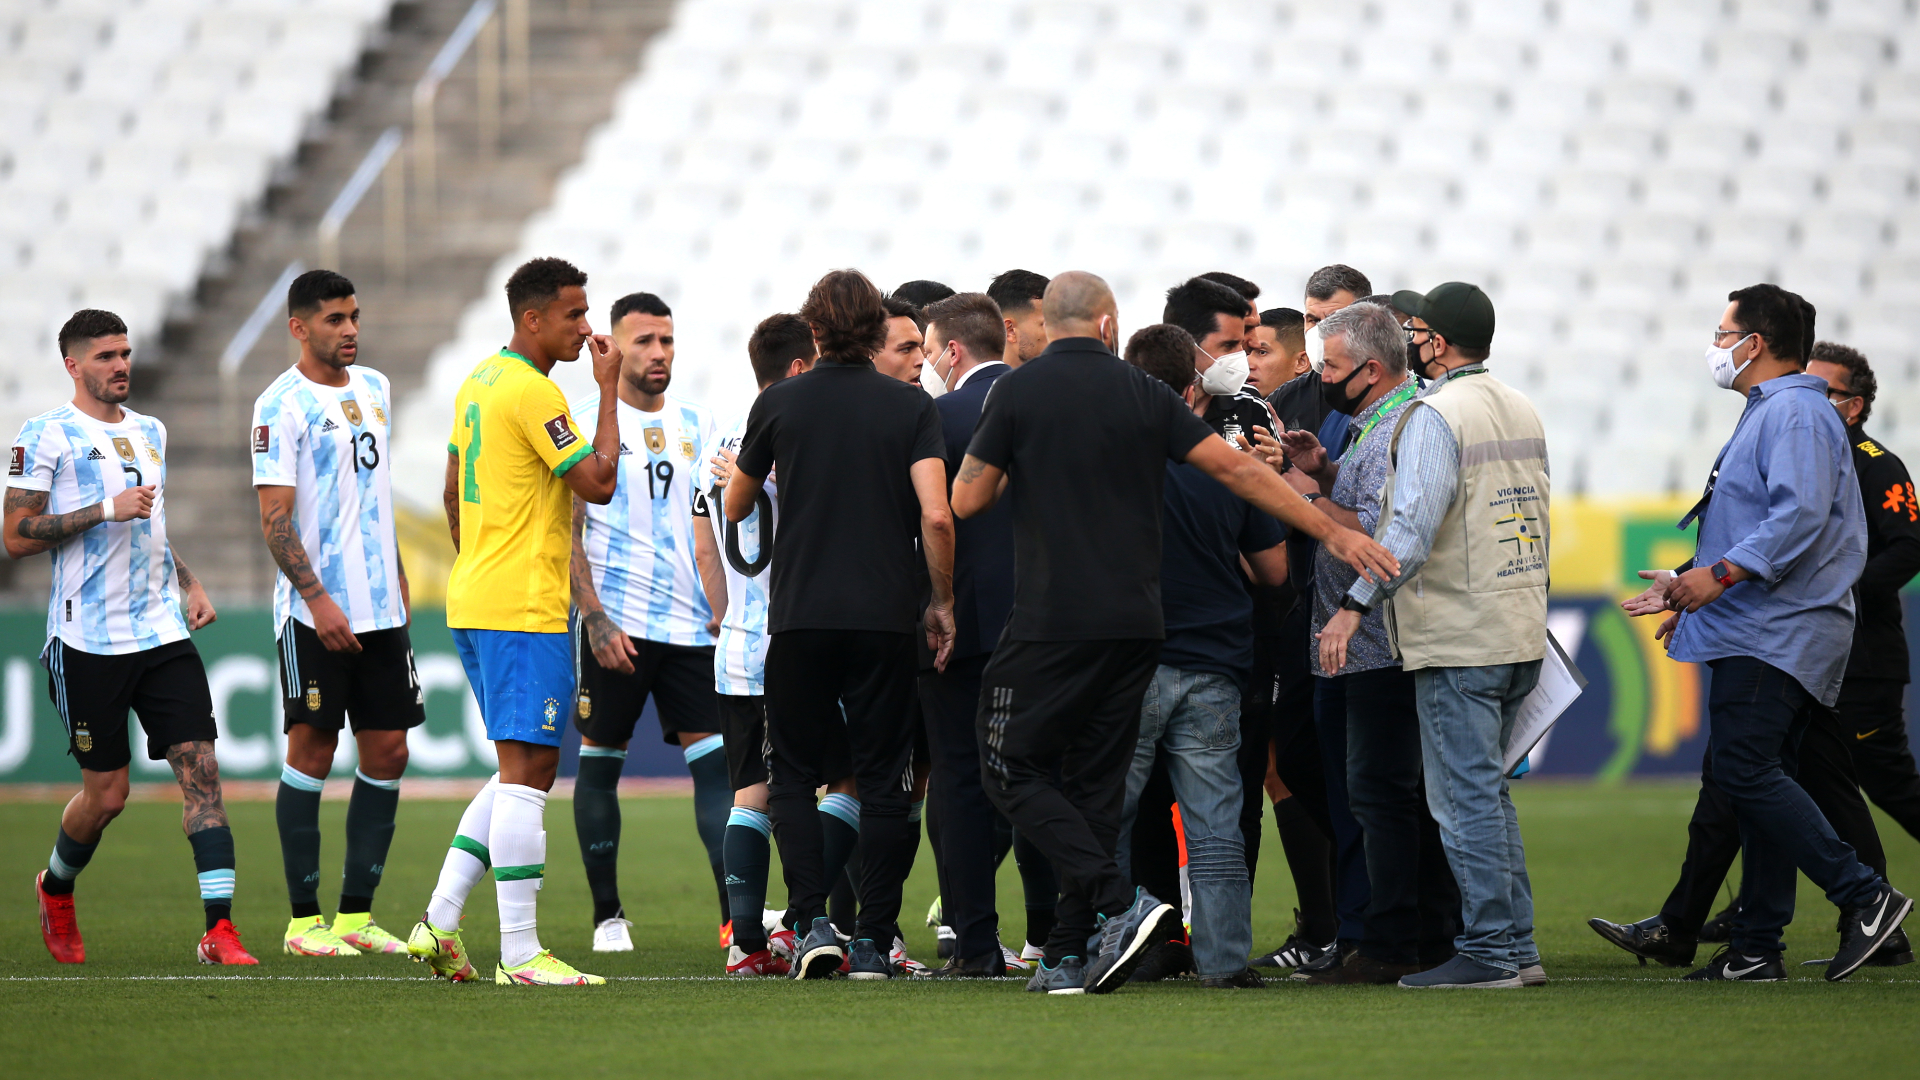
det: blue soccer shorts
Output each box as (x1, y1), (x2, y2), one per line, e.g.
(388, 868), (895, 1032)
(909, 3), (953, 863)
(451, 628), (573, 747)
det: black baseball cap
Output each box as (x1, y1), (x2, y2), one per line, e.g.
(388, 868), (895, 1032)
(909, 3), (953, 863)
(1390, 282), (1495, 351)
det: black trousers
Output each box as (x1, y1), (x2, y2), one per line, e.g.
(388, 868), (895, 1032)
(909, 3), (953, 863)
(979, 638), (1159, 963)
(1270, 609), (1338, 943)
(920, 651), (1002, 963)
(1837, 677), (1920, 844)
(764, 629), (917, 941)
(1343, 666), (1460, 965)
(1237, 633), (1284, 880)
(1658, 697), (1888, 937)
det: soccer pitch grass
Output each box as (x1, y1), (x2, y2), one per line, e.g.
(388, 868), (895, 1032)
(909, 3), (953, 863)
(0, 783), (1914, 1078)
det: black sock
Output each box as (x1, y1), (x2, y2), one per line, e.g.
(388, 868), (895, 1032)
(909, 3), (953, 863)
(819, 796), (861, 930)
(574, 751), (625, 925)
(189, 826), (237, 931)
(830, 848), (859, 938)
(41, 827), (99, 897)
(341, 773), (399, 914)
(1275, 797), (1337, 943)
(1013, 828), (1057, 948)
(723, 807), (773, 954)
(276, 770), (324, 918)
(686, 744), (732, 924)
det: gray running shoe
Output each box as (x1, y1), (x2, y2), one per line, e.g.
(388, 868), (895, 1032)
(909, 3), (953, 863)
(1084, 888), (1179, 995)
(847, 937), (891, 981)
(794, 917), (844, 980)
(1025, 955), (1086, 995)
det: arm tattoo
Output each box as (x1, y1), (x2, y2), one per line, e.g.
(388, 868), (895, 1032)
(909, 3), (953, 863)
(166, 740), (229, 834)
(263, 501), (323, 600)
(569, 496), (602, 614)
(14, 493), (104, 544)
(957, 456), (986, 484)
(583, 609), (622, 653)
(5, 487), (45, 514)
(175, 559), (197, 591)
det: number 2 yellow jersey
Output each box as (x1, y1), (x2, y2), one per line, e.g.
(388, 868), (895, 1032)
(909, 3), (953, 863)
(446, 349), (594, 632)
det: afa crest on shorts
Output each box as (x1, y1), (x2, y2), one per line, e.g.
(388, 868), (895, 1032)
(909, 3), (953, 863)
(75, 727), (92, 752)
(306, 681), (322, 712)
(576, 689), (592, 720)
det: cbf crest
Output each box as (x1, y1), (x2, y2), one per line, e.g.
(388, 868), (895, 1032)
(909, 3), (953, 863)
(643, 426), (666, 454)
(341, 398), (363, 427)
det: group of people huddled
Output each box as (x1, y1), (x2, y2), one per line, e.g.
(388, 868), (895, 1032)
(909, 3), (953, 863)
(14, 256), (1918, 989)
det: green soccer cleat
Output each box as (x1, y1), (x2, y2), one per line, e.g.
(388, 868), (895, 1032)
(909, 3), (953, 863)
(284, 915), (362, 957)
(333, 912), (408, 955)
(407, 917), (478, 982)
(495, 951), (606, 986)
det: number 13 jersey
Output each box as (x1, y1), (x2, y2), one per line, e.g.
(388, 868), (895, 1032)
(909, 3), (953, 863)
(574, 390), (716, 646)
(251, 365), (405, 634)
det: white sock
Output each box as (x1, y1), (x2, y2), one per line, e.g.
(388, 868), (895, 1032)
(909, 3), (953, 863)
(492, 783), (548, 968)
(426, 775), (498, 930)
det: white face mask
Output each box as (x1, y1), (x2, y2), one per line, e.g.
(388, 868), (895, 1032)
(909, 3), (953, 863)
(1199, 349), (1250, 396)
(921, 342), (951, 398)
(1305, 329), (1326, 373)
(1706, 333), (1756, 390)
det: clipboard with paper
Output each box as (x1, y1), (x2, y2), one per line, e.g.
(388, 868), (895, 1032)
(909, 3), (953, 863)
(1503, 630), (1588, 776)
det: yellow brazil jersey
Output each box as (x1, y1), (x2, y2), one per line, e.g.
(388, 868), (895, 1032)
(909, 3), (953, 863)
(446, 349), (594, 632)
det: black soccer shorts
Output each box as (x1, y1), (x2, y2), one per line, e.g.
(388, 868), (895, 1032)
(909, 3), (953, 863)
(277, 619), (426, 734)
(572, 624), (719, 746)
(43, 638), (217, 772)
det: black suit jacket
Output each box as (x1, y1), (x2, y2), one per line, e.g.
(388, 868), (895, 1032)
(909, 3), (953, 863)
(937, 362), (1016, 660)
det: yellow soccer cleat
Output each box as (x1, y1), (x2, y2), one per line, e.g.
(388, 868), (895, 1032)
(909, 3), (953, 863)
(407, 917), (478, 982)
(333, 912), (408, 955)
(284, 915), (362, 957)
(495, 951), (606, 986)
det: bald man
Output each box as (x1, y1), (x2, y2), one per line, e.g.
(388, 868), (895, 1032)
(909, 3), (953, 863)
(951, 271), (1397, 995)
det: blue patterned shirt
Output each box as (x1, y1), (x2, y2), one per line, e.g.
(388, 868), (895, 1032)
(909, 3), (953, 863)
(1312, 377), (1418, 676)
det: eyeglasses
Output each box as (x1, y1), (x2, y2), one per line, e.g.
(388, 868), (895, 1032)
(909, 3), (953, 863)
(1402, 322), (1435, 342)
(1826, 390), (1859, 403)
(1710, 328), (1750, 342)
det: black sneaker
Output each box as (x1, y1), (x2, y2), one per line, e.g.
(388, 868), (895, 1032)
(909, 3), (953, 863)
(1083, 888), (1180, 995)
(1289, 939), (1356, 980)
(1200, 967), (1266, 989)
(933, 952), (1008, 978)
(1127, 938), (1194, 982)
(1828, 885), (1913, 982)
(795, 917), (845, 980)
(846, 937), (891, 981)
(1683, 946), (1785, 982)
(1025, 955), (1086, 995)
(1586, 915), (1698, 967)
(1867, 926), (1914, 967)
(1251, 933), (1331, 969)
(1699, 902), (1738, 943)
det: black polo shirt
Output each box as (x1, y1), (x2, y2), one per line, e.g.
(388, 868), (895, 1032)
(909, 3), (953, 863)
(1847, 427), (1920, 682)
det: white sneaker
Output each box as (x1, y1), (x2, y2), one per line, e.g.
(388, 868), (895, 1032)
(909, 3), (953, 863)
(1001, 937), (1034, 973)
(591, 917), (634, 952)
(1021, 941), (1046, 965)
(891, 937), (931, 977)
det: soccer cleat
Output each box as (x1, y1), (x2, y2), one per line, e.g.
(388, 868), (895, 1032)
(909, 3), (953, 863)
(718, 920), (731, 948)
(1020, 940), (1046, 966)
(890, 936), (930, 977)
(1025, 955), (1086, 995)
(495, 951), (605, 986)
(1683, 946), (1785, 982)
(1827, 885), (1913, 982)
(35, 871), (83, 964)
(1084, 887), (1180, 995)
(925, 895), (943, 927)
(768, 927), (799, 962)
(197, 919), (260, 965)
(847, 937), (892, 980)
(935, 923), (957, 960)
(1586, 915), (1697, 968)
(592, 916), (635, 953)
(407, 917), (478, 982)
(332, 912), (407, 954)
(283, 915), (362, 957)
(1001, 937), (1034, 973)
(793, 917), (844, 980)
(726, 945), (792, 976)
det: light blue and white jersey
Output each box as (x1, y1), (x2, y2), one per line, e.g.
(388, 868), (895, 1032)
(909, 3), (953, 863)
(251, 365), (406, 634)
(701, 410), (777, 696)
(575, 390), (717, 646)
(9, 404), (189, 656)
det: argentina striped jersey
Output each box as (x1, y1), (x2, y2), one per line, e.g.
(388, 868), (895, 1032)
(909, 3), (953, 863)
(9, 404), (189, 655)
(575, 390), (717, 646)
(702, 411), (777, 695)
(251, 365), (406, 633)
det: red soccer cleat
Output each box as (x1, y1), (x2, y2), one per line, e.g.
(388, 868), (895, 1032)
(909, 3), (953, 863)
(197, 919), (260, 965)
(769, 927), (798, 962)
(36, 871), (84, 964)
(726, 946), (791, 977)
(719, 919), (733, 948)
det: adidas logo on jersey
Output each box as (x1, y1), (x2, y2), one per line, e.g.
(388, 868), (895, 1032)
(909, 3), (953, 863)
(86, 448), (106, 460)
(618, 442), (632, 456)
(321, 419), (340, 432)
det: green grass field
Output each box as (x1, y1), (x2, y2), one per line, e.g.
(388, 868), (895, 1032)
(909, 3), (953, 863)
(0, 782), (1914, 1078)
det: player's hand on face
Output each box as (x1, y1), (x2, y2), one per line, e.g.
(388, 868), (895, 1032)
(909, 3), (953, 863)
(185, 583), (217, 631)
(925, 602), (956, 673)
(586, 611), (637, 675)
(1621, 569), (1673, 617)
(113, 485), (155, 521)
(309, 593), (362, 653)
(587, 334), (622, 385)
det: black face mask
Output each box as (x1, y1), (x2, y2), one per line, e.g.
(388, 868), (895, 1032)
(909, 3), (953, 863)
(1407, 337), (1425, 375)
(1320, 362), (1368, 415)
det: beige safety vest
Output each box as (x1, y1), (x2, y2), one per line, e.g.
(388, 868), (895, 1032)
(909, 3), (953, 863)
(1379, 369), (1550, 671)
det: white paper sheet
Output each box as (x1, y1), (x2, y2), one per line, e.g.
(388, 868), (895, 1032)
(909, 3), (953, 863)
(1504, 630), (1588, 776)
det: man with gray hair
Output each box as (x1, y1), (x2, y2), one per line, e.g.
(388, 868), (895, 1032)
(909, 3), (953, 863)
(1276, 301), (1460, 984)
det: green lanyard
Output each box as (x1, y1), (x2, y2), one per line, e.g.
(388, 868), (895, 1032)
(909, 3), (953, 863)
(1339, 382), (1418, 463)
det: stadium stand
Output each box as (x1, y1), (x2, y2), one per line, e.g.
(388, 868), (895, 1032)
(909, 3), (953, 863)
(0, 0), (394, 445)
(391, 0), (1920, 507)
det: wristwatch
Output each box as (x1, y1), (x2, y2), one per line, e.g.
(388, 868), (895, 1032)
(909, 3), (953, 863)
(1304, 492), (1325, 503)
(1711, 559), (1737, 588)
(1340, 595), (1370, 615)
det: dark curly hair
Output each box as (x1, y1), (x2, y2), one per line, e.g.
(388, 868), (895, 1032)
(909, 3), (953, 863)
(1810, 341), (1877, 424)
(799, 269), (888, 366)
(58, 308), (128, 359)
(505, 257), (588, 323)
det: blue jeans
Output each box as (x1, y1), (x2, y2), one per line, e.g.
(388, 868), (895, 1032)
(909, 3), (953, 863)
(1117, 665), (1252, 979)
(1413, 661), (1542, 974)
(1706, 656), (1882, 955)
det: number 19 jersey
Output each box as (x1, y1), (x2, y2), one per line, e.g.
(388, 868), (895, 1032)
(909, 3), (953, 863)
(9, 404), (188, 655)
(574, 391), (716, 645)
(251, 365), (405, 634)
